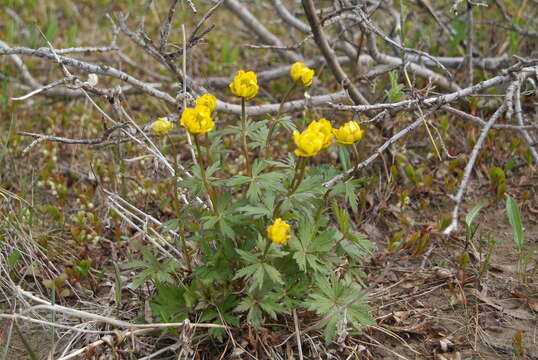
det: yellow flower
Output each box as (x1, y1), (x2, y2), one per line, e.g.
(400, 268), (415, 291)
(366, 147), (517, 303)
(151, 118), (174, 136)
(196, 94), (217, 113)
(293, 128), (324, 157)
(307, 118), (333, 149)
(290, 62), (315, 87)
(267, 218), (291, 245)
(334, 121), (364, 146)
(229, 70), (259, 100)
(180, 105), (215, 134)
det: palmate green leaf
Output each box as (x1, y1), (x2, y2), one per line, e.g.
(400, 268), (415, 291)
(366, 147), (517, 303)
(385, 71), (405, 102)
(305, 275), (373, 343)
(265, 153), (296, 171)
(312, 229), (337, 252)
(306, 253), (331, 274)
(234, 244), (285, 289)
(289, 236), (307, 271)
(237, 297), (263, 327)
(263, 263), (283, 285)
(233, 263), (259, 280)
(235, 248), (259, 263)
(234, 262), (266, 290)
(218, 218), (235, 238)
(506, 196), (524, 252)
(179, 162), (221, 196)
(252, 264), (266, 289)
(265, 241), (289, 259)
(219, 124), (242, 137)
(225, 174), (251, 186)
(249, 122), (269, 149)
(258, 293), (288, 319)
(246, 162), (286, 201)
(150, 284), (188, 323)
(235, 291), (287, 327)
(131, 271), (151, 289)
(290, 225), (336, 273)
(199, 294), (239, 340)
(332, 201), (350, 234)
(275, 115), (297, 133)
(344, 181), (359, 213)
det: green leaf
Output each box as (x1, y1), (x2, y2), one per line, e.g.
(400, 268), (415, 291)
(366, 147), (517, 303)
(7, 250), (21, 267)
(233, 263), (258, 280)
(289, 236), (307, 271)
(385, 71), (405, 102)
(263, 263), (283, 285)
(226, 175), (251, 186)
(305, 275), (372, 344)
(235, 249), (259, 264)
(338, 146), (351, 171)
(465, 202), (486, 228)
(151, 284), (188, 323)
(258, 294), (287, 319)
(506, 196), (524, 252)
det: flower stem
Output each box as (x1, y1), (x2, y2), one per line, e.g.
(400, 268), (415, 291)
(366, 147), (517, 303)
(273, 157), (307, 218)
(343, 143), (361, 183)
(289, 156), (307, 194)
(240, 97), (252, 177)
(179, 233), (192, 272)
(193, 134), (218, 212)
(264, 83), (297, 157)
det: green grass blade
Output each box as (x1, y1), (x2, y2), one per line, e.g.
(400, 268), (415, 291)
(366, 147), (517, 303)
(506, 196), (523, 252)
(465, 202), (486, 228)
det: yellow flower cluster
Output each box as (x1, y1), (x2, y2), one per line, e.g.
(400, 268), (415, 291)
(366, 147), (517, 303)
(180, 94), (218, 134)
(294, 119), (365, 156)
(290, 62), (315, 87)
(293, 118), (334, 157)
(267, 218), (291, 245)
(334, 121), (364, 146)
(151, 118), (174, 136)
(307, 118), (333, 149)
(195, 94), (217, 113)
(229, 70), (259, 100)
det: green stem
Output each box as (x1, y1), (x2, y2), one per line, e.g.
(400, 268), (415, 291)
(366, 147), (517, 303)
(273, 157), (307, 218)
(179, 232), (192, 272)
(343, 143), (361, 183)
(314, 189), (331, 222)
(240, 97), (252, 177)
(170, 140), (192, 271)
(290, 157), (307, 194)
(193, 134), (218, 213)
(264, 83), (297, 157)
(170, 139), (181, 213)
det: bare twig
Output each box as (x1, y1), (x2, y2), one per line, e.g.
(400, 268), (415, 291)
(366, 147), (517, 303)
(159, 0), (180, 52)
(223, 0), (302, 62)
(443, 105), (538, 131)
(17, 287), (227, 330)
(302, 0), (370, 106)
(330, 64), (537, 113)
(443, 104), (507, 235)
(323, 108), (440, 188)
(293, 309), (304, 360)
(465, 1), (474, 87)
(188, 0), (224, 44)
(11, 76), (73, 101)
(513, 78), (538, 166)
(0, 45), (177, 103)
(56, 329), (153, 360)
